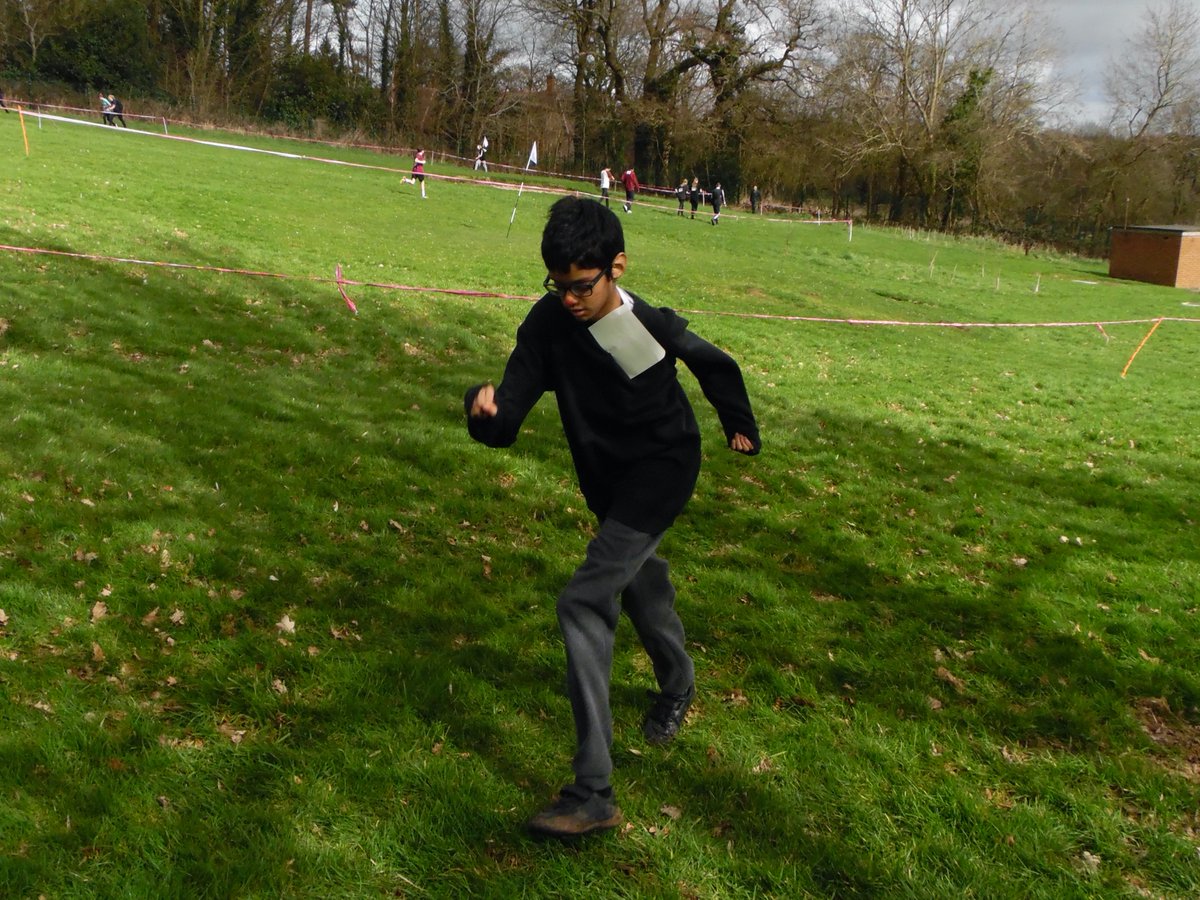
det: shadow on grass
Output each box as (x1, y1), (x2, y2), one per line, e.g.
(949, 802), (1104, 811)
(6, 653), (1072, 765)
(3, 233), (1198, 894)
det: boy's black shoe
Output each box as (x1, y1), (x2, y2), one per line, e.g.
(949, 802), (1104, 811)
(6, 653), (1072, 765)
(643, 684), (695, 745)
(527, 785), (622, 838)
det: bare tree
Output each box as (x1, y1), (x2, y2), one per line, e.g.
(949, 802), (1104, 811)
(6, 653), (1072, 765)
(824, 0), (1049, 227)
(1107, 0), (1200, 139)
(1088, 0), (1200, 240)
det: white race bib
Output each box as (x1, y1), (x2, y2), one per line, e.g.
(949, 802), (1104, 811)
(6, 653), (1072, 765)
(588, 304), (666, 378)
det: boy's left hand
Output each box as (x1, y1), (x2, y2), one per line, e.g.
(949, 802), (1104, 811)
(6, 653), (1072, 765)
(729, 433), (754, 453)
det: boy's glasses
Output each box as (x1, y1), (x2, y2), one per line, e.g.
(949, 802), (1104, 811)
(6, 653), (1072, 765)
(543, 268), (608, 299)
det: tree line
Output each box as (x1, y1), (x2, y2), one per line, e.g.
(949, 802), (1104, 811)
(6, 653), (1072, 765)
(3, 0), (1199, 256)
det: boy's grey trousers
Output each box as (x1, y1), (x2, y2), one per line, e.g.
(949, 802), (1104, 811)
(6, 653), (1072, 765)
(555, 517), (695, 793)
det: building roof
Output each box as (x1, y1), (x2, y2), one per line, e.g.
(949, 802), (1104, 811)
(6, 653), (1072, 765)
(1113, 225), (1200, 236)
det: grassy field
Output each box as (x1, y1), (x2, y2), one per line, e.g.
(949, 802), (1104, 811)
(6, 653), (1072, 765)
(2, 112), (1199, 898)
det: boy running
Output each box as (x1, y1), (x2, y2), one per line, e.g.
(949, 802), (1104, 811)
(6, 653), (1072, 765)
(464, 197), (760, 838)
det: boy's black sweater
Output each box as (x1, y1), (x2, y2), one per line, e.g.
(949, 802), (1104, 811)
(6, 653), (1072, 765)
(465, 290), (760, 534)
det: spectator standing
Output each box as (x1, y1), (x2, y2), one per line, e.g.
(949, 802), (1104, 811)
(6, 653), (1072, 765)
(599, 167), (615, 208)
(688, 178), (702, 219)
(620, 167), (639, 213)
(100, 93), (114, 126)
(750, 184), (761, 214)
(710, 182), (725, 225)
(475, 136), (489, 171)
(675, 179), (688, 217)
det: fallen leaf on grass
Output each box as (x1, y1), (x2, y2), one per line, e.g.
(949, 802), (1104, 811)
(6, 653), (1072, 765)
(481, 555), (492, 579)
(1138, 649), (1161, 664)
(142, 608), (159, 626)
(276, 614), (296, 634)
(1080, 851), (1101, 873)
(92, 643), (105, 663)
(935, 666), (966, 693)
(752, 756), (775, 774)
(660, 804), (682, 820)
(217, 722), (246, 744)
(169, 609), (186, 626)
(271, 678), (288, 695)
(0, 608), (8, 628)
(723, 689), (748, 705)
(91, 601), (108, 623)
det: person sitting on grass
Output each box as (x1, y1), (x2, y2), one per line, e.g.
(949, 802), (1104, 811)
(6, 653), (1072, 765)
(464, 196), (761, 839)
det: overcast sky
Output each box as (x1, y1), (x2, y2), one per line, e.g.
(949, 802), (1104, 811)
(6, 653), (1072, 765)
(1044, 0), (1164, 124)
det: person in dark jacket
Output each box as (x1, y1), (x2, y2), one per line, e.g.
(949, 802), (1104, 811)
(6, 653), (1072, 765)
(710, 182), (725, 225)
(688, 177), (702, 219)
(675, 179), (688, 216)
(108, 94), (127, 127)
(465, 196), (760, 839)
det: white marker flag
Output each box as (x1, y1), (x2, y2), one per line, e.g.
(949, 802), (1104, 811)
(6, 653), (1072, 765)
(526, 142), (538, 169)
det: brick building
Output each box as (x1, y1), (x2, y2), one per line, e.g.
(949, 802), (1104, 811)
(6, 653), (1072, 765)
(1109, 225), (1200, 288)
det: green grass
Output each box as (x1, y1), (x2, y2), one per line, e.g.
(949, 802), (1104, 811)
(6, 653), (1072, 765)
(2, 114), (1199, 898)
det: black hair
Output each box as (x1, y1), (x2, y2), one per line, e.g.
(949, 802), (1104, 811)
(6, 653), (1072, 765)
(541, 196), (624, 273)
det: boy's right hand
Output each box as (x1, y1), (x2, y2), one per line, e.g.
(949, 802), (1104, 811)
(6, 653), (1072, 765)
(470, 384), (499, 418)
